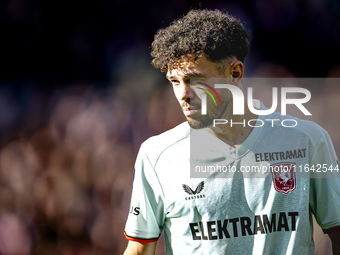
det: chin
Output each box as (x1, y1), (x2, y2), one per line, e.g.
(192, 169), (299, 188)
(186, 117), (214, 129)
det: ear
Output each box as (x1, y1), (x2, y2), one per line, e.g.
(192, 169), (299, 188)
(229, 61), (244, 85)
(231, 61), (244, 78)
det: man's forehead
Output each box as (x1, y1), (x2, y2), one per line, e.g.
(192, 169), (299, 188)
(166, 65), (198, 79)
(166, 53), (205, 78)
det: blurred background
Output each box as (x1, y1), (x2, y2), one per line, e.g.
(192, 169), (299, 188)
(0, 0), (339, 254)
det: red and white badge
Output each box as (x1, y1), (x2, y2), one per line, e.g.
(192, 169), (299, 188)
(271, 162), (296, 194)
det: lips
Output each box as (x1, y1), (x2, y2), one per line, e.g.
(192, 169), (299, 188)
(183, 108), (199, 116)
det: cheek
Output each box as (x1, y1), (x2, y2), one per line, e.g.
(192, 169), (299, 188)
(215, 90), (231, 105)
(206, 91), (230, 113)
(192, 88), (205, 100)
(172, 86), (182, 102)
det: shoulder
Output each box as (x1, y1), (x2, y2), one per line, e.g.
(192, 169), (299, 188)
(268, 110), (329, 148)
(139, 121), (190, 163)
(142, 121), (190, 150)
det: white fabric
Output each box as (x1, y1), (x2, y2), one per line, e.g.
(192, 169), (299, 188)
(124, 101), (340, 255)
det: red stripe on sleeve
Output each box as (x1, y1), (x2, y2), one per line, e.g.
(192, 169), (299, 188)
(323, 226), (340, 234)
(124, 232), (158, 243)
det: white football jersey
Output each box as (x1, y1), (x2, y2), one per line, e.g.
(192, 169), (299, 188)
(124, 101), (340, 255)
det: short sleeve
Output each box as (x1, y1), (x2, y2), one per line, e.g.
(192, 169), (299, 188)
(124, 143), (165, 242)
(309, 129), (340, 233)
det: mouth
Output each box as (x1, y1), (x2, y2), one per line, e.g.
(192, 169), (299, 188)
(183, 108), (199, 116)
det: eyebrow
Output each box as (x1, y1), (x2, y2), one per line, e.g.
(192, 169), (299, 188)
(166, 73), (205, 80)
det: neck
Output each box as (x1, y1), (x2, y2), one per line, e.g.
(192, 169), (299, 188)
(205, 107), (257, 148)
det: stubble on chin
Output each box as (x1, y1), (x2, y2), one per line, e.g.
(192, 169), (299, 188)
(186, 116), (214, 129)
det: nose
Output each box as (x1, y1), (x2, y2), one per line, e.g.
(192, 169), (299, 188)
(177, 81), (193, 102)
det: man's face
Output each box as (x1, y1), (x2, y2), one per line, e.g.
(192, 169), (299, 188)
(166, 54), (232, 129)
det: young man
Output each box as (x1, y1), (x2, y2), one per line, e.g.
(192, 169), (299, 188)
(123, 9), (340, 254)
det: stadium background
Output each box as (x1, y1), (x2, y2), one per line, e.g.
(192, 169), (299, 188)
(0, 0), (339, 254)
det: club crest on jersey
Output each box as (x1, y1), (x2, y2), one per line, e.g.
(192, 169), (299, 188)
(183, 181), (206, 200)
(270, 163), (296, 194)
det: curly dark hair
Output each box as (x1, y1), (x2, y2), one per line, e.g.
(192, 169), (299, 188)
(151, 9), (251, 72)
